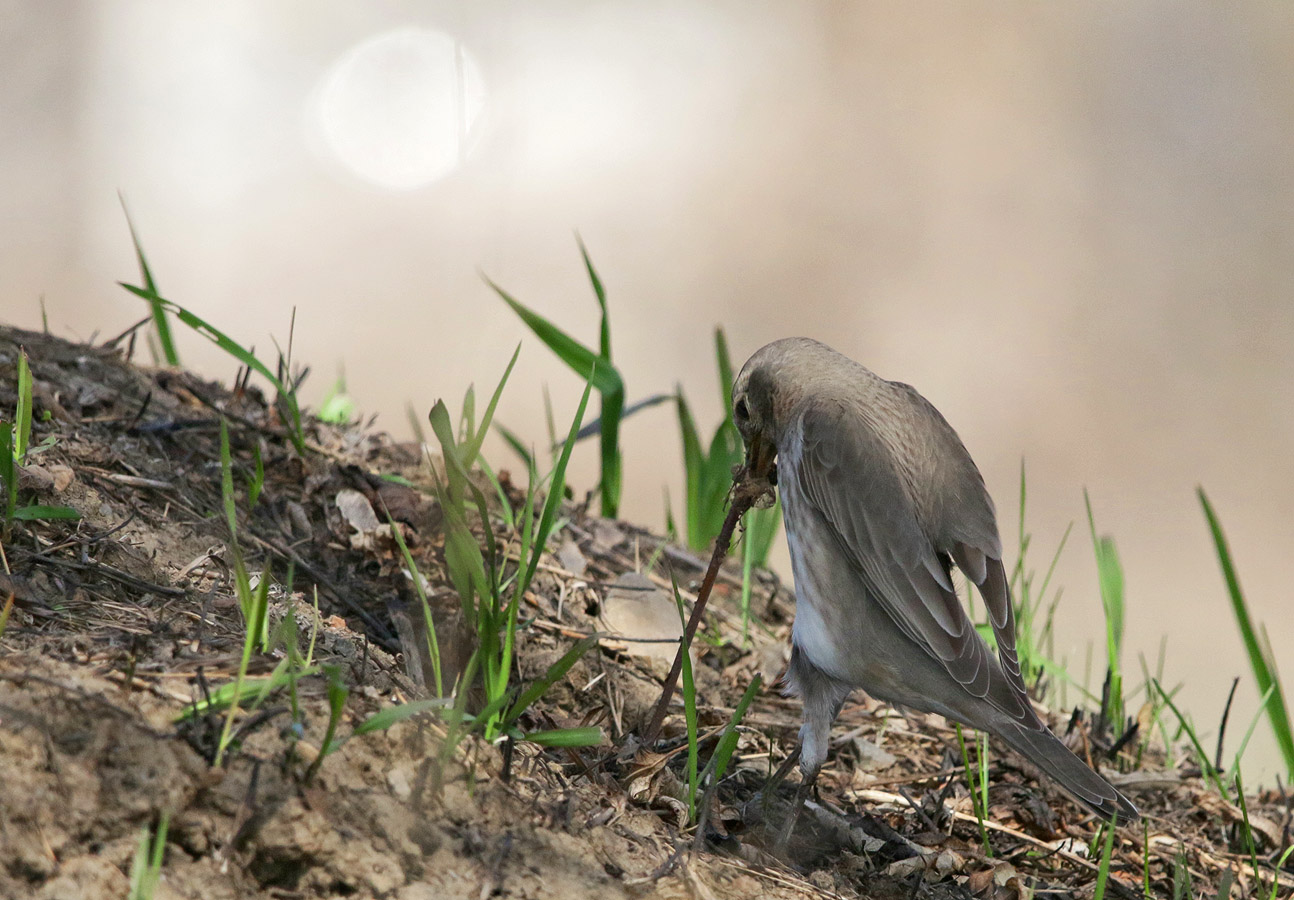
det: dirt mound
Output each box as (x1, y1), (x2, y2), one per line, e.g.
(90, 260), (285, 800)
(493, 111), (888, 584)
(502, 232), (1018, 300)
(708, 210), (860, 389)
(0, 324), (1289, 899)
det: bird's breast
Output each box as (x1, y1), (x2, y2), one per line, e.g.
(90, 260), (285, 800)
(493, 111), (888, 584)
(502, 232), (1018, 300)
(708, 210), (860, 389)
(781, 480), (905, 693)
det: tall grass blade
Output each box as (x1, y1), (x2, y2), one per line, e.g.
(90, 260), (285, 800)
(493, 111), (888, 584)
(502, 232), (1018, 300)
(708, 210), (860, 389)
(506, 634), (600, 724)
(119, 198), (180, 366)
(1085, 490), (1125, 725)
(517, 726), (602, 747)
(118, 289), (304, 453)
(387, 512), (444, 697)
(1199, 487), (1294, 779)
(714, 326), (735, 406)
(127, 812), (170, 900)
(1154, 679), (1229, 799)
(1092, 810), (1119, 900)
(673, 577), (700, 821)
(579, 237), (610, 360)
(14, 351), (31, 462)
(459, 345), (520, 470)
(675, 389), (705, 548)
(1, 423), (15, 526)
(352, 698), (450, 737)
(956, 724), (992, 855)
(488, 275), (624, 516)
(521, 374), (593, 595)
(707, 674), (762, 783)
(11, 505), (80, 521)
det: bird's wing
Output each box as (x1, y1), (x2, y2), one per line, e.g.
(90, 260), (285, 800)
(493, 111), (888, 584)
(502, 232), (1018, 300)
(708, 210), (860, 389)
(792, 401), (1028, 717)
(896, 385), (1034, 716)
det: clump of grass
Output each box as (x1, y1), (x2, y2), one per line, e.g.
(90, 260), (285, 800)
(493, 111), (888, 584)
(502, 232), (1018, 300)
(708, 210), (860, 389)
(418, 352), (603, 750)
(1007, 461), (1067, 691)
(955, 724), (992, 856)
(2, 349), (80, 538)
(318, 369), (356, 424)
(212, 419), (272, 767)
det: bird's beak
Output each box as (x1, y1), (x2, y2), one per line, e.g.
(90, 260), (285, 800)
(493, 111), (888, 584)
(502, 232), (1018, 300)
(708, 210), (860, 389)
(744, 432), (777, 484)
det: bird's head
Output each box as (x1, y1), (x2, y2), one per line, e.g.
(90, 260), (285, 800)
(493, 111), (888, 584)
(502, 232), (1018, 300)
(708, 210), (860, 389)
(733, 337), (852, 487)
(731, 359), (776, 485)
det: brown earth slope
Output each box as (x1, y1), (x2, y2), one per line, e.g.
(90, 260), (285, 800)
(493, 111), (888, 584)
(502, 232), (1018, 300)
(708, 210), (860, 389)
(0, 324), (1290, 899)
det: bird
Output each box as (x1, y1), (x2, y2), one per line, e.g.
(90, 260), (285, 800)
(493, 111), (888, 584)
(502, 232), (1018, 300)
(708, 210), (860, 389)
(730, 337), (1138, 834)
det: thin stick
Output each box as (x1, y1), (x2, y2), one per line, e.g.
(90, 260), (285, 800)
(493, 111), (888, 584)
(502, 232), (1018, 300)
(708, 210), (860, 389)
(1215, 675), (1240, 772)
(642, 473), (767, 745)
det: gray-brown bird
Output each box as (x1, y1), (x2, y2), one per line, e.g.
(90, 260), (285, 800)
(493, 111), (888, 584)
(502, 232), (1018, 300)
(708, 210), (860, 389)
(732, 337), (1137, 825)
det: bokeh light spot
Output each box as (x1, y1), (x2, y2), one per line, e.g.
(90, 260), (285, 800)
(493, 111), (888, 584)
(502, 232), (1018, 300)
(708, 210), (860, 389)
(313, 28), (485, 190)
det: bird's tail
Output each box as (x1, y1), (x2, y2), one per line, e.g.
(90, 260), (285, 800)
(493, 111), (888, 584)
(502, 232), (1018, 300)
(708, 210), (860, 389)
(995, 720), (1139, 822)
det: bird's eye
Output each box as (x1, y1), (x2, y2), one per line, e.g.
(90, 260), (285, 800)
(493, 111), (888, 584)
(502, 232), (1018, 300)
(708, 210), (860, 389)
(734, 398), (749, 421)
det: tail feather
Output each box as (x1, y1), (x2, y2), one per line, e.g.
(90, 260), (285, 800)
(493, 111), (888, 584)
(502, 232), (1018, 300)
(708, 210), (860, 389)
(997, 721), (1139, 822)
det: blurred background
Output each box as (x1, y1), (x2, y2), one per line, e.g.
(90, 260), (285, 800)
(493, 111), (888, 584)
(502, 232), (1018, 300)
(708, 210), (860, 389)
(3, 2), (1292, 779)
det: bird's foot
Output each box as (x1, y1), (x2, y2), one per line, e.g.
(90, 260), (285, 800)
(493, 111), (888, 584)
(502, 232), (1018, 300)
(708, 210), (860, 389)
(772, 777), (814, 858)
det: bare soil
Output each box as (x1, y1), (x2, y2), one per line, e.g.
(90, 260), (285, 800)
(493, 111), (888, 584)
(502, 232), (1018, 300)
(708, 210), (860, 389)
(1, 324), (1290, 899)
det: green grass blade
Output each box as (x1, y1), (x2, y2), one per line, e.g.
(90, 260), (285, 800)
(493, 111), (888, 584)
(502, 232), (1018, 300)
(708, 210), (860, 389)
(745, 500), (781, 567)
(120, 287), (303, 452)
(1085, 490), (1125, 723)
(1154, 679), (1229, 798)
(495, 422), (535, 472)
(11, 505), (80, 521)
(673, 576), (700, 821)
(506, 634), (601, 724)
(521, 373), (593, 595)
(708, 674), (762, 782)
(173, 667), (321, 722)
(387, 510), (444, 697)
(1092, 810), (1119, 900)
(484, 280), (622, 402)
(1228, 682), (1277, 780)
(310, 666), (350, 770)
(119, 198), (179, 366)
(487, 276), (625, 516)
(353, 698), (450, 737)
(714, 327), (735, 410)
(956, 724), (992, 855)
(517, 726), (603, 747)
(14, 350), (31, 462)
(675, 389), (705, 550)
(1199, 488), (1294, 779)
(578, 237), (611, 361)
(1268, 846), (1294, 900)
(459, 344), (520, 470)
(245, 442), (265, 510)
(1, 423), (15, 524)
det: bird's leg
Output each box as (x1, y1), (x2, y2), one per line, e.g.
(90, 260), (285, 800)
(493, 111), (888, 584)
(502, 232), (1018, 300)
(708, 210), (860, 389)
(772, 644), (852, 856)
(772, 707), (832, 857)
(773, 762), (818, 857)
(764, 743), (802, 798)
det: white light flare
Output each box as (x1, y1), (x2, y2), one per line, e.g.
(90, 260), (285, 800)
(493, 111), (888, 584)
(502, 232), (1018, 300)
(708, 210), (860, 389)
(311, 27), (486, 190)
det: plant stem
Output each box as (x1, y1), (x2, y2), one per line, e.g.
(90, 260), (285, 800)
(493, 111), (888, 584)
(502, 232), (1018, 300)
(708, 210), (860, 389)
(642, 470), (770, 745)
